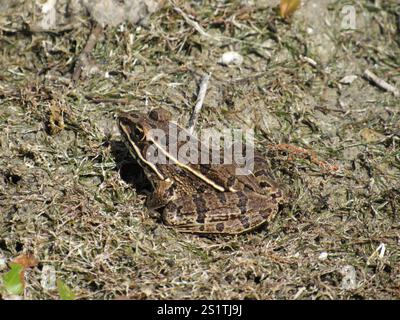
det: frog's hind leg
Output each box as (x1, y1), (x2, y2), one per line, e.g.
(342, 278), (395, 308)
(162, 191), (279, 235)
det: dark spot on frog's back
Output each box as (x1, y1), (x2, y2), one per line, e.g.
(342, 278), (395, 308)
(197, 184), (209, 193)
(197, 211), (206, 224)
(199, 164), (211, 175)
(217, 192), (227, 203)
(193, 195), (207, 212)
(193, 195), (207, 223)
(237, 191), (247, 214)
(216, 222), (224, 232)
(260, 207), (273, 219)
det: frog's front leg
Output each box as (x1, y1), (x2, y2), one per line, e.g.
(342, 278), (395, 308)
(146, 179), (175, 209)
(162, 191), (280, 235)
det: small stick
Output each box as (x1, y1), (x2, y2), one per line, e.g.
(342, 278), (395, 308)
(72, 22), (103, 84)
(363, 69), (399, 97)
(188, 73), (211, 134)
(171, 3), (216, 41)
(300, 55), (317, 68)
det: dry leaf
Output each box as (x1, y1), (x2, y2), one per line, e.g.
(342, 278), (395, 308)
(13, 253), (39, 285)
(280, 0), (301, 19)
(13, 254), (39, 269)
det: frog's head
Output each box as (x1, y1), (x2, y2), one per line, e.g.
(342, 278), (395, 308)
(117, 108), (172, 181)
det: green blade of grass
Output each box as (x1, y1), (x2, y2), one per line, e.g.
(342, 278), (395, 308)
(2, 263), (24, 296)
(57, 279), (75, 300)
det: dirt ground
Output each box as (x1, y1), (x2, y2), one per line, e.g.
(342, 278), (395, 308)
(0, 0), (399, 299)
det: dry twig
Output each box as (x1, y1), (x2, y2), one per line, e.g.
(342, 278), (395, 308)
(188, 73), (211, 134)
(363, 69), (399, 97)
(171, 3), (216, 40)
(72, 22), (103, 84)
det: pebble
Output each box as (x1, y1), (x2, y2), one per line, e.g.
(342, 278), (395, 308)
(318, 252), (328, 261)
(339, 75), (358, 84)
(218, 51), (244, 66)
